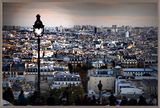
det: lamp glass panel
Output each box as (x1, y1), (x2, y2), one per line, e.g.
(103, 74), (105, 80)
(34, 28), (43, 36)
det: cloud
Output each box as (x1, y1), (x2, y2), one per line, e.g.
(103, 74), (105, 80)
(3, 2), (158, 27)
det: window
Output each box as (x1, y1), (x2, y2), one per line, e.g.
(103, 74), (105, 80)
(67, 77), (70, 81)
(18, 72), (23, 75)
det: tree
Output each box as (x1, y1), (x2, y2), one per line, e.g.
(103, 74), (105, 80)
(68, 63), (73, 73)
(74, 63), (94, 93)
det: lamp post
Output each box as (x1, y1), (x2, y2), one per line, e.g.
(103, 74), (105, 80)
(33, 14), (44, 97)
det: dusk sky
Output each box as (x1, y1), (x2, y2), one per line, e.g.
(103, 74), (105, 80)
(3, 2), (158, 27)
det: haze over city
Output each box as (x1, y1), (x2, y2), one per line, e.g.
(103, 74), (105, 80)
(3, 2), (158, 27)
(2, 1), (158, 106)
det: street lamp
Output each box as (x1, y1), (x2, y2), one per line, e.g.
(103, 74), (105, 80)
(33, 14), (44, 97)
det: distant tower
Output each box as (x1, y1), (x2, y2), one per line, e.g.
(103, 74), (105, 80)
(112, 25), (117, 33)
(125, 31), (129, 38)
(55, 27), (58, 32)
(59, 26), (63, 33)
(94, 27), (97, 36)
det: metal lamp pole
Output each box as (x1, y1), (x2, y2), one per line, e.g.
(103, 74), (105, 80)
(33, 14), (44, 97)
(37, 36), (41, 95)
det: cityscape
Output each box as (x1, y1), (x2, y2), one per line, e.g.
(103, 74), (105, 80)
(2, 1), (158, 106)
(2, 25), (158, 106)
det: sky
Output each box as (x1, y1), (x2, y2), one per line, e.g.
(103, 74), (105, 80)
(3, 2), (158, 27)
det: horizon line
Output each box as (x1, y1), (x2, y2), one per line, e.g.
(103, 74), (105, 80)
(3, 25), (158, 28)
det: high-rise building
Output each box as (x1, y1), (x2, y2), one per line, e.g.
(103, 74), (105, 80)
(94, 27), (97, 35)
(125, 31), (130, 38)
